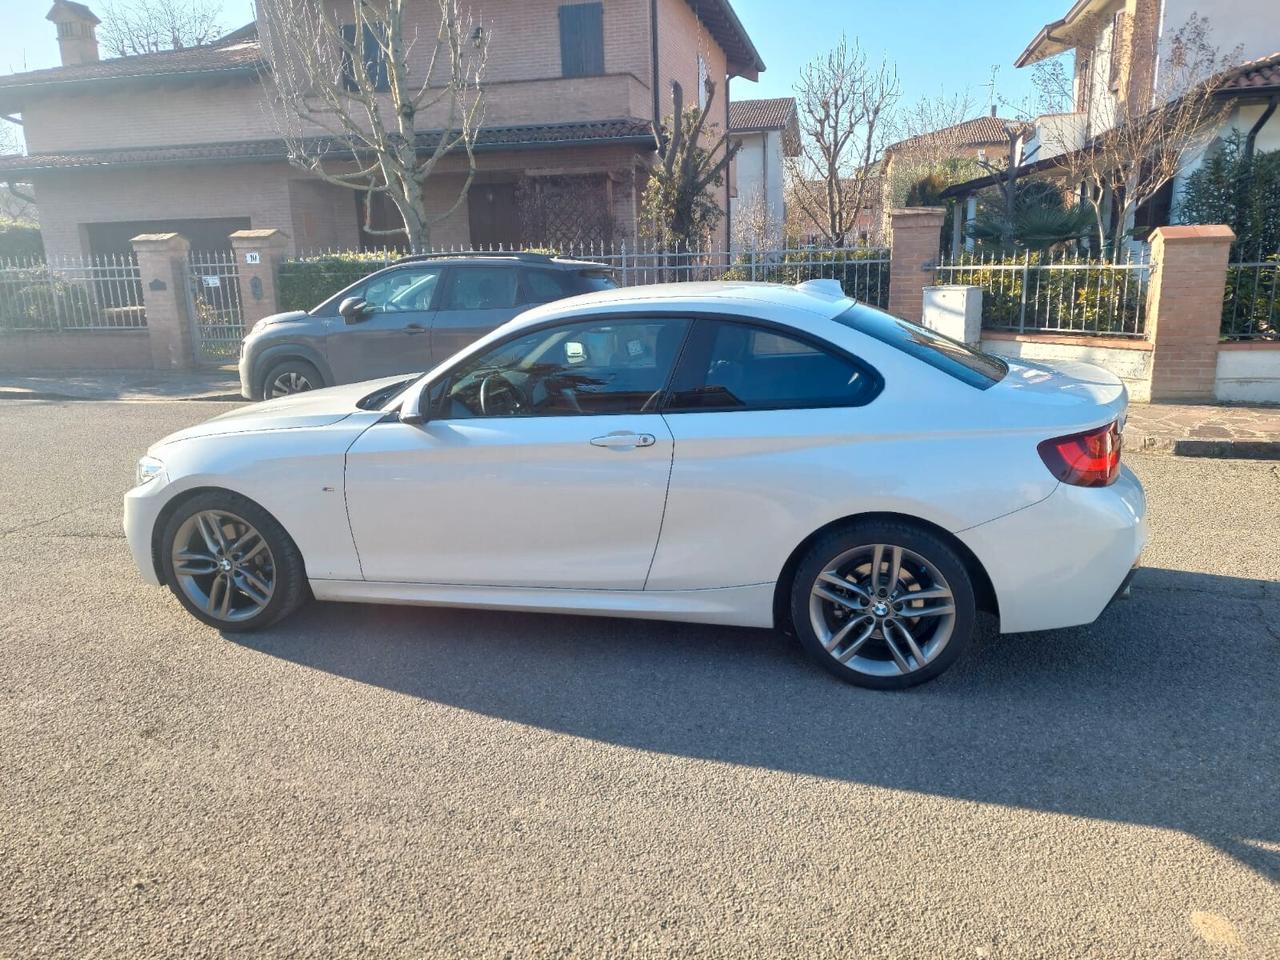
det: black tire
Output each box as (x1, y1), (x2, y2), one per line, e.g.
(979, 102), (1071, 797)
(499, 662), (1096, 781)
(789, 521), (976, 689)
(159, 491), (309, 632)
(261, 358), (324, 399)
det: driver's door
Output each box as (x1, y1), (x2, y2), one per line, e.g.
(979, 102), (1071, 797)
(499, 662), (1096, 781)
(325, 265), (441, 383)
(344, 316), (691, 589)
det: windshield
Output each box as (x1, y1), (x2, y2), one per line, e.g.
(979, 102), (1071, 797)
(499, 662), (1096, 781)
(833, 303), (1007, 390)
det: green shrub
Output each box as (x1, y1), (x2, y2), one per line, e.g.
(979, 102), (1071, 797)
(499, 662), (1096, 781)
(724, 247), (890, 306)
(1175, 132), (1280, 256)
(0, 265), (93, 332)
(277, 251), (393, 312)
(0, 219), (44, 261)
(1222, 255), (1279, 340)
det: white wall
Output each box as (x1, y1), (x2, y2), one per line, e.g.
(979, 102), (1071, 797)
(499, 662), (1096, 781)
(730, 129), (785, 248)
(981, 337), (1153, 402)
(1159, 0), (1280, 79)
(1215, 348), (1280, 403)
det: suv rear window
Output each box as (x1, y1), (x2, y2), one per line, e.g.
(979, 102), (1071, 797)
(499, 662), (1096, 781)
(833, 304), (1007, 390)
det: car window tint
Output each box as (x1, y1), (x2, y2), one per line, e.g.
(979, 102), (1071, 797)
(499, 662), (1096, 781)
(666, 319), (877, 412)
(444, 267), (519, 310)
(362, 267), (441, 313)
(522, 269), (576, 304)
(832, 303), (1007, 389)
(437, 317), (690, 419)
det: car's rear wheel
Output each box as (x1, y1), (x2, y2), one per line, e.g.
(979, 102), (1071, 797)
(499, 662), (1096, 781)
(160, 492), (308, 632)
(790, 521), (976, 689)
(263, 358), (323, 398)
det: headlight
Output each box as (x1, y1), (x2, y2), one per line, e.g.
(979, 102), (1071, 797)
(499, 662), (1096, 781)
(136, 456), (165, 486)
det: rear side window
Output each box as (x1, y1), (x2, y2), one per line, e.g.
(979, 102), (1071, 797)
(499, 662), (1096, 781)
(522, 269), (577, 304)
(833, 303), (1007, 389)
(665, 319), (880, 412)
(443, 267), (519, 310)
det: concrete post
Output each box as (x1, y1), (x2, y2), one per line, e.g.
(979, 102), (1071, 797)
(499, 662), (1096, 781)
(888, 207), (946, 322)
(1145, 225), (1235, 402)
(131, 232), (194, 370)
(229, 229), (292, 326)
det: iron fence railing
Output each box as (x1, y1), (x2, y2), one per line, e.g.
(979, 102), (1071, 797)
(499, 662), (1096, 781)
(284, 242), (892, 311)
(935, 250), (1151, 338)
(187, 249), (244, 362)
(1222, 246), (1279, 341)
(0, 255), (145, 333)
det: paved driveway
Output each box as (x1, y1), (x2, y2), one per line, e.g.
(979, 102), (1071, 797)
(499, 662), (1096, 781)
(1, 400), (1277, 959)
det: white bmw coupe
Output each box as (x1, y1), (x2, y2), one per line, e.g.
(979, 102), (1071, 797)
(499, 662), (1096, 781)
(126, 280), (1145, 688)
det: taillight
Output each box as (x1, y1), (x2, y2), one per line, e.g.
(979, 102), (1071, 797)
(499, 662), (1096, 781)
(1038, 420), (1122, 487)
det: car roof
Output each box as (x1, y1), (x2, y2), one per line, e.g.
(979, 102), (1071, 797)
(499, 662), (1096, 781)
(391, 252), (609, 270)
(505, 280), (854, 332)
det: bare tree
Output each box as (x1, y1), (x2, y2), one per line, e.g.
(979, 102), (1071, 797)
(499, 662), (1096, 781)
(787, 37), (900, 247)
(732, 187), (782, 251)
(99, 0), (223, 57)
(260, 0), (487, 252)
(641, 78), (740, 252)
(1031, 14), (1237, 255)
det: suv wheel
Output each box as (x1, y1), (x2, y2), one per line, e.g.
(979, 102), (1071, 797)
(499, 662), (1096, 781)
(263, 359), (324, 399)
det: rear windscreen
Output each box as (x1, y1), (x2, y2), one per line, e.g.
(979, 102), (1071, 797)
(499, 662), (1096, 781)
(833, 303), (1007, 390)
(575, 270), (617, 292)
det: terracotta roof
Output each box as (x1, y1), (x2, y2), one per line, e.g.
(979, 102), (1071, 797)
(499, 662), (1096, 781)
(0, 120), (658, 176)
(0, 39), (261, 99)
(884, 115), (1018, 155)
(1220, 52), (1280, 94)
(729, 97), (795, 131)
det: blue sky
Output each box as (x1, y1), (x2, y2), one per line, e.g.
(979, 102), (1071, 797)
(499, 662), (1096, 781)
(2, 0), (1065, 115)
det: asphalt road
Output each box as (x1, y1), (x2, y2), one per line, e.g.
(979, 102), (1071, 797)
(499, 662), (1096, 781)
(1, 399), (1277, 960)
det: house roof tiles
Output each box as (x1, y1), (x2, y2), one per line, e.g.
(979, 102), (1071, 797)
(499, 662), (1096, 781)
(1220, 52), (1280, 94)
(885, 115), (1017, 155)
(0, 120), (658, 176)
(0, 38), (261, 95)
(728, 97), (796, 131)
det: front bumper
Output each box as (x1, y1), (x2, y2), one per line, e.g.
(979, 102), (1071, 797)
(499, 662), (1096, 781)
(958, 465), (1147, 634)
(237, 347), (256, 400)
(123, 477), (171, 587)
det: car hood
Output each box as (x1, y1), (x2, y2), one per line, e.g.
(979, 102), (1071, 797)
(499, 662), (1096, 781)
(154, 375), (415, 446)
(255, 309), (310, 328)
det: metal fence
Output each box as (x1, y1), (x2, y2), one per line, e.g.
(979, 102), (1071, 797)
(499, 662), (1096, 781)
(0, 255), (145, 333)
(187, 249), (245, 362)
(935, 250), (1151, 338)
(283, 242), (892, 312)
(1222, 247), (1279, 341)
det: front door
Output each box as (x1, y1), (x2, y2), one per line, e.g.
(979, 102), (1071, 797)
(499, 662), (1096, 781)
(344, 315), (692, 588)
(467, 181), (520, 249)
(325, 265), (442, 383)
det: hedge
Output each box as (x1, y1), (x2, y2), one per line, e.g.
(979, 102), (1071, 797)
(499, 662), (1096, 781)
(723, 247), (890, 306)
(277, 252), (394, 312)
(0, 264), (93, 332)
(0, 219), (44, 261)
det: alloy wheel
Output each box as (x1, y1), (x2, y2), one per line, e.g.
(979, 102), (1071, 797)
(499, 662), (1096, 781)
(170, 509), (276, 623)
(808, 543), (957, 678)
(270, 372), (315, 397)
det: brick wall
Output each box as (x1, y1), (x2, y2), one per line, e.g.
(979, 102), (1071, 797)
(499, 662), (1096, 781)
(0, 331), (152, 372)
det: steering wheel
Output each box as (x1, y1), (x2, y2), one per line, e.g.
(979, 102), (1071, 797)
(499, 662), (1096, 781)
(478, 372), (529, 416)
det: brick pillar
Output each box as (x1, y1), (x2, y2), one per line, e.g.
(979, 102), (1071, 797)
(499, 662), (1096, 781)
(229, 229), (291, 325)
(1145, 225), (1235, 402)
(132, 232), (194, 370)
(888, 207), (946, 322)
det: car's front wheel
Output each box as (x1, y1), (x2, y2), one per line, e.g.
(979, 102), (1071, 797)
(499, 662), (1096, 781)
(262, 358), (324, 399)
(160, 491), (308, 632)
(791, 521), (976, 689)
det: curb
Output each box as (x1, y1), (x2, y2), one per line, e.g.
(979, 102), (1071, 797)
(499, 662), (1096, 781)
(0, 388), (243, 403)
(1125, 431), (1280, 461)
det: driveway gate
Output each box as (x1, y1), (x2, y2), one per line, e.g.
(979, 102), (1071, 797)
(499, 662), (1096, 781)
(187, 249), (245, 363)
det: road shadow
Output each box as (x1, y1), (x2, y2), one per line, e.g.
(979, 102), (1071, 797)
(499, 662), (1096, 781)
(231, 566), (1280, 880)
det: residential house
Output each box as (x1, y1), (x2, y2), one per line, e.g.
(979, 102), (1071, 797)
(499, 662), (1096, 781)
(727, 96), (798, 247)
(941, 0), (1280, 250)
(0, 0), (765, 260)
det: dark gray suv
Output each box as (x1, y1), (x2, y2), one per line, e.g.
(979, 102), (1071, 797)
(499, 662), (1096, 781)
(238, 252), (617, 400)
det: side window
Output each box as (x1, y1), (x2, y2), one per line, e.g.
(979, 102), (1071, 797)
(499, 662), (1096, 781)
(559, 2), (604, 78)
(443, 267), (519, 310)
(436, 317), (690, 419)
(340, 23), (390, 92)
(665, 319), (877, 412)
(521, 268), (576, 304)
(361, 267), (442, 313)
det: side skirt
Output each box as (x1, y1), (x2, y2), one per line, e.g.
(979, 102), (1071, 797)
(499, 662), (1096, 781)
(307, 579), (776, 628)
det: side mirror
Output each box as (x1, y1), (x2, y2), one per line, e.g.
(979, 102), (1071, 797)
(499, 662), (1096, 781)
(399, 380), (428, 425)
(338, 297), (369, 324)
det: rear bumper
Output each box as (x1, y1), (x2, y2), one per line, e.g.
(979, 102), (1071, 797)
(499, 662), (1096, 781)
(958, 465), (1147, 634)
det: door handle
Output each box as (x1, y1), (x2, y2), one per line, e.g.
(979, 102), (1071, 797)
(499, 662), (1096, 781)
(405, 323), (426, 334)
(590, 432), (656, 449)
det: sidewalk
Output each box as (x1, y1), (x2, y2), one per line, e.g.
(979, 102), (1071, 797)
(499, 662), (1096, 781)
(1125, 402), (1280, 459)
(0, 367), (241, 402)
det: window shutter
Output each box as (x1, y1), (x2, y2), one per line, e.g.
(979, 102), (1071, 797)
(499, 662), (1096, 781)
(559, 3), (604, 78)
(364, 24), (390, 92)
(340, 24), (358, 91)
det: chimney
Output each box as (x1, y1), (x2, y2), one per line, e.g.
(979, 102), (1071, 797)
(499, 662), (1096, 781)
(46, 1), (101, 67)
(990, 104), (997, 118)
